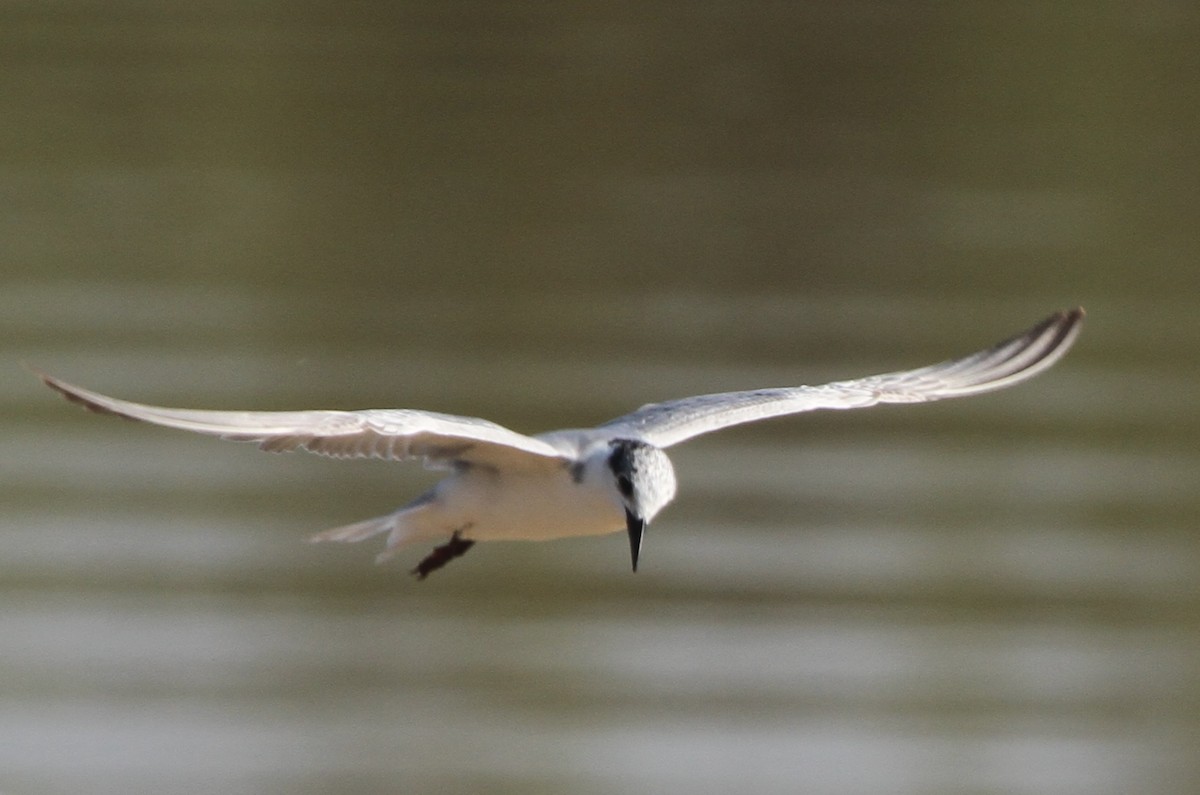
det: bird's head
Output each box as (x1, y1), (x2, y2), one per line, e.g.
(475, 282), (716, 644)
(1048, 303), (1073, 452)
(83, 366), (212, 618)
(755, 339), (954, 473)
(607, 439), (677, 572)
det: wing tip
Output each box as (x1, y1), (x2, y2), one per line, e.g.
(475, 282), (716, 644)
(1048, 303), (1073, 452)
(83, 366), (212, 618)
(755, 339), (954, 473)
(29, 366), (136, 420)
(1049, 305), (1086, 352)
(1039, 306), (1084, 334)
(1057, 305), (1085, 329)
(999, 305), (1085, 376)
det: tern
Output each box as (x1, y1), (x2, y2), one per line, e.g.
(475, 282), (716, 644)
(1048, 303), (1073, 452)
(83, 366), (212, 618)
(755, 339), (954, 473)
(36, 308), (1083, 578)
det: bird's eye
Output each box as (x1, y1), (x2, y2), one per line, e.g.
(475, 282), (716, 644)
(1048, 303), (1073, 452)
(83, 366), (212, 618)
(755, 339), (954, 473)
(616, 474), (634, 497)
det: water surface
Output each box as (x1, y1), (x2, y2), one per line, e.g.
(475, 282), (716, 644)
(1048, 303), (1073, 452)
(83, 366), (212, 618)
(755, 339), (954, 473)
(3, 5), (1198, 794)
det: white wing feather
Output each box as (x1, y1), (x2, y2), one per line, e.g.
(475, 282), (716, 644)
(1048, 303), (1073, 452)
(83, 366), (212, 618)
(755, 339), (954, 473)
(36, 372), (568, 470)
(38, 309), (1083, 463)
(595, 308), (1084, 448)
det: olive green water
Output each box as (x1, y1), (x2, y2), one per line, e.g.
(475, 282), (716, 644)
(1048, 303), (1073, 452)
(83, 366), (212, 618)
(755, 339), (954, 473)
(3, 5), (1199, 794)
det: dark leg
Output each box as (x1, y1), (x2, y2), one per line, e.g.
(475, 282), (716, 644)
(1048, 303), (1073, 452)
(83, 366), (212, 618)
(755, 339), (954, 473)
(411, 530), (475, 580)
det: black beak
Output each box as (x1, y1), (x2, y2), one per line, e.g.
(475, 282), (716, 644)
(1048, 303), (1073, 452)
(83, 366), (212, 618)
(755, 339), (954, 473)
(625, 508), (645, 572)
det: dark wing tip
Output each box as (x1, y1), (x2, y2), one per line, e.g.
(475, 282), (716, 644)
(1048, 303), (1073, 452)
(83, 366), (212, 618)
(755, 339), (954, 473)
(1055, 306), (1085, 336)
(966, 306), (1085, 387)
(1059, 306), (1085, 327)
(28, 366), (134, 420)
(1000, 306), (1085, 361)
(1047, 305), (1086, 351)
(1033, 306), (1084, 337)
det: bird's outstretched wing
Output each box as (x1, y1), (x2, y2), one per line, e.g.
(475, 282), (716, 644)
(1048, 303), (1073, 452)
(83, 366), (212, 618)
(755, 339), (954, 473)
(36, 372), (569, 470)
(596, 308), (1084, 449)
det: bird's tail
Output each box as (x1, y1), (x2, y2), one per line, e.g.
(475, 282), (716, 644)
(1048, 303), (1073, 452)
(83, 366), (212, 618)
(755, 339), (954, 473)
(309, 515), (395, 545)
(309, 496), (438, 564)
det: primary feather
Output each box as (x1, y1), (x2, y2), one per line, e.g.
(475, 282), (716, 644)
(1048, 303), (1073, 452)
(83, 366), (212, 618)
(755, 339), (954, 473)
(595, 307), (1083, 447)
(35, 372), (569, 470)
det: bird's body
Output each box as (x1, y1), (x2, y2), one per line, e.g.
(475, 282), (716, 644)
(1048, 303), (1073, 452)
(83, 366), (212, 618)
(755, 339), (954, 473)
(37, 308), (1083, 577)
(314, 432), (675, 573)
(349, 442), (633, 551)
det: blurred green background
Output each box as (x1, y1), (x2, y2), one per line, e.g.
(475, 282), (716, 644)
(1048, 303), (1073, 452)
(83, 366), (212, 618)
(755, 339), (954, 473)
(3, 4), (1197, 794)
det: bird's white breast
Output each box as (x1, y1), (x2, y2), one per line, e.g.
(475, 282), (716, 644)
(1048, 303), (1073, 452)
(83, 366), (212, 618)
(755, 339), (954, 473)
(432, 456), (626, 542)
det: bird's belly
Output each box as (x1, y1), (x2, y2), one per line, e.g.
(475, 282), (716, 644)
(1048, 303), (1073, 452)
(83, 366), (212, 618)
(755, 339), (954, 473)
(438, 468), (625, 542)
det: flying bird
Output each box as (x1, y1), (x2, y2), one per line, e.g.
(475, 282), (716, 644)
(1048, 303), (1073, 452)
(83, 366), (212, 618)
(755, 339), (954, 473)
(36, 308), (1083, 578)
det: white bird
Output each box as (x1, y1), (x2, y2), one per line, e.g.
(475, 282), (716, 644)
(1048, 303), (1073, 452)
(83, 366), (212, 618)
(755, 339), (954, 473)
(36, 308), (1083, 578)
